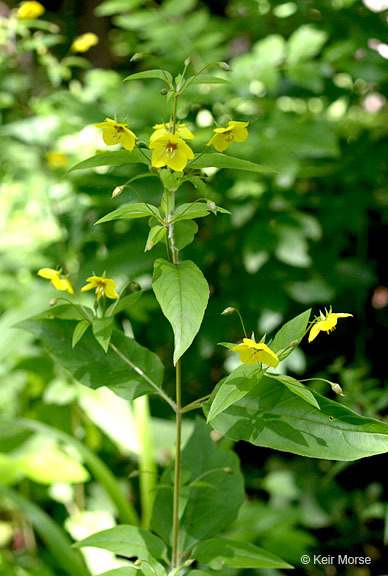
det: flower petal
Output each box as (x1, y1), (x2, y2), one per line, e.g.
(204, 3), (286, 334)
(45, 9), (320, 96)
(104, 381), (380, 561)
(37, 268), (58, 280)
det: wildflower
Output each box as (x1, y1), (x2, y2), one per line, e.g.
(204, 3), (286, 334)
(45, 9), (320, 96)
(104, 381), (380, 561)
(208, 121), (249, 152)
(17, 1), (45, 19)
(150, 133), (194, 172)
(46, 151), (67, 169)
(95, 118), (136, 152)
(37, 268), (74, 294)
(71, 33), (99, 53)
(81, 276), (119, 300)
(232, 338), (279, 368)
(150, 123), (194, 143)
(308, 308), (353, 342)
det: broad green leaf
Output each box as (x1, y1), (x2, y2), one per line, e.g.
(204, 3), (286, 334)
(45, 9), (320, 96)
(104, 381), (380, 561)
(72, 320), (90, 348)
(0, 485), (89, 576)
(32, 303), (86, 321)
(192, 537), (293, 570)
(124, 69), (173, 86)
(69, 149), (150, 172)
(205, 377), (388, 460)
(287, 25), (328, 64)
(96, 202), (160, 224)
(217, 342), (235, 350)
(106, 291), (143, 316)
(152, 259), (209, 365)
(191, 153), (276, 173)
(145, 225), (166, 251)
(174, 220), (198, 250)
(267, 373), (320, 409)
(93, 317), (114, 352)
(95, 0), (144, 16)
(151, 419), (244, 551)
(74, 525), (167, 561)
(186, 74), (231, 85)
(207, 365), (264, 422)
(95, 570), (137, 576)
(19, 317), (164, 402)
(271, 309), (311, 356)
(173, 202), (230, 222)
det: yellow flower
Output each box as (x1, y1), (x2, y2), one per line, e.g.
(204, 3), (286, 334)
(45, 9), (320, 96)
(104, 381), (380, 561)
(95, 118), (136, 152)
(208, 121), (249, 152)
(17, 1), (45, 19)
(71, 33), (99, 53)
(150, 133), (194, 172)
(150, 123), (194, 143)
(232, 338), (279, 368)
(38, 268), (74, 294)
(308, 309), (353, 342)
(46, 151), (68, 169)
(81, 276), (119, 300)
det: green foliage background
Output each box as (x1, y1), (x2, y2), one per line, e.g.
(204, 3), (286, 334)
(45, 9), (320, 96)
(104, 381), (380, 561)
(0, 0), (387, 575)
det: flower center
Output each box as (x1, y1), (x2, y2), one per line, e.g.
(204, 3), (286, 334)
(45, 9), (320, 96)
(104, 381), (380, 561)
(224, 130), (234, 142)
(165, 141), (178, 158)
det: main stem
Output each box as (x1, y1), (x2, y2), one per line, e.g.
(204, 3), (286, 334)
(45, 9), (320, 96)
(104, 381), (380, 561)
(169, 188), (182, 568)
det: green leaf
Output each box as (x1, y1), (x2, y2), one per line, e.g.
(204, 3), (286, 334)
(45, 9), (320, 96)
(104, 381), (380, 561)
(94, 569), (137, 576)
(192, 537), (293, 570)
(191, 153), (276, 173)
(145, 225), (167, 251)
(151, 418), (244, 551)
(19, 318), (164, 402)
(186, 75), (231, 85)
(96, 202), (160, 224)
(74, 525), (167, 561)
(267, 373), (320, 409)
(72, 320), (90, 348)
(106, 291), (143, 316)
(271, 309), (311, 356)
(93, 317), (114, 352)
(173, 202), (230, 222)
(174, 220), (198, 250)
(207, 365), (264, 422)
(217, 342), (235, 350)
(205, 376), (388, 460)
(0, 485), (89, 576)
(69, 149), (150, 172)
(287, 25), (328, 64)
(123, 69), (173, 86)
(152, 259), (209, 365)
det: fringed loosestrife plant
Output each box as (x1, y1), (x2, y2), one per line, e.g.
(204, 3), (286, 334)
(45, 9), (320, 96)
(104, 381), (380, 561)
(26, 62), (388, 575)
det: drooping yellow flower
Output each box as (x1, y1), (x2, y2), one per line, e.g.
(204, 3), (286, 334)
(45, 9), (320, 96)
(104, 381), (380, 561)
(150, 133), (194, 172)
(71, 33), (99, 53)
(38, 268), (74, 294)
(17, 1), (45, 19)
(232, 338), (279, 368)
(95, 118), (136, 152)
(308, 309), (353, 342)
(81, 276), (119, 300)
(46, 151), (68, 169)
(150, 123), (194, 143)
(208, 121), (249, 152)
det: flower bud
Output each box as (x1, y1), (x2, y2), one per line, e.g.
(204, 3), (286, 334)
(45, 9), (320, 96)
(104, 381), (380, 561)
(131, 282), (141, 292)
(218, 61), (231, 71)
(184, 559), (194, 567)
(184, 57), (191, 67)
(112, 185), (124, 199)
(130, 52), (143, 62)
(49, 298), (57, 307)
(221, 306), (235, 316)
(160, 88), (169, 95)
(207, 200), (217, 215)
(290, 340), (300, 348)
(134, 559), (142, 566)
(223, 467), (233, 474)
(331, 383), (344, 396)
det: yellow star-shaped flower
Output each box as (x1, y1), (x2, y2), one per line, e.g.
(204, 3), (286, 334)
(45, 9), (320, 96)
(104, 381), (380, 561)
(81, 276), (119, 301)
(150, 133), (194, 172)
(37, 268), (74, 294)
(208, 121), (249, 152)
(71, 33), (99, 53)
(17, 1), (45, 19)
(308, 309), (353, 342)
(150, 123), (194, 143)
(232, 338), (279, 368)
(95, 118), (136, 152)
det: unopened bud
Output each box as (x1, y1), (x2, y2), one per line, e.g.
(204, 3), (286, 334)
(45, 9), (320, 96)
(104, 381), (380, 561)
(131, 282), (141, 292)
(184, 559), (194, 567)
(134, 559), (142, 566)
(221, 307), (235, 316)
(130, 52), (143, 62)
(290, 340), (299, 348)
(49, 298), (57, 307)
(218, 61), (231, 71)
(331, 383), (344, 396)
(184, 57), (191, 67)
(223, 467), (233, 474)
(160, 88), (169, 95)
(93, 300), (99, 313)
(128, 470), (139, 478)
(112, 185), (124, 199)
(207, 200), (217, 215)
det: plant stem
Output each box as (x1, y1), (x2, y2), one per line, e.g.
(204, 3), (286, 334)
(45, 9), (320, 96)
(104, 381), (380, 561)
(172, 358), (182, 567)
